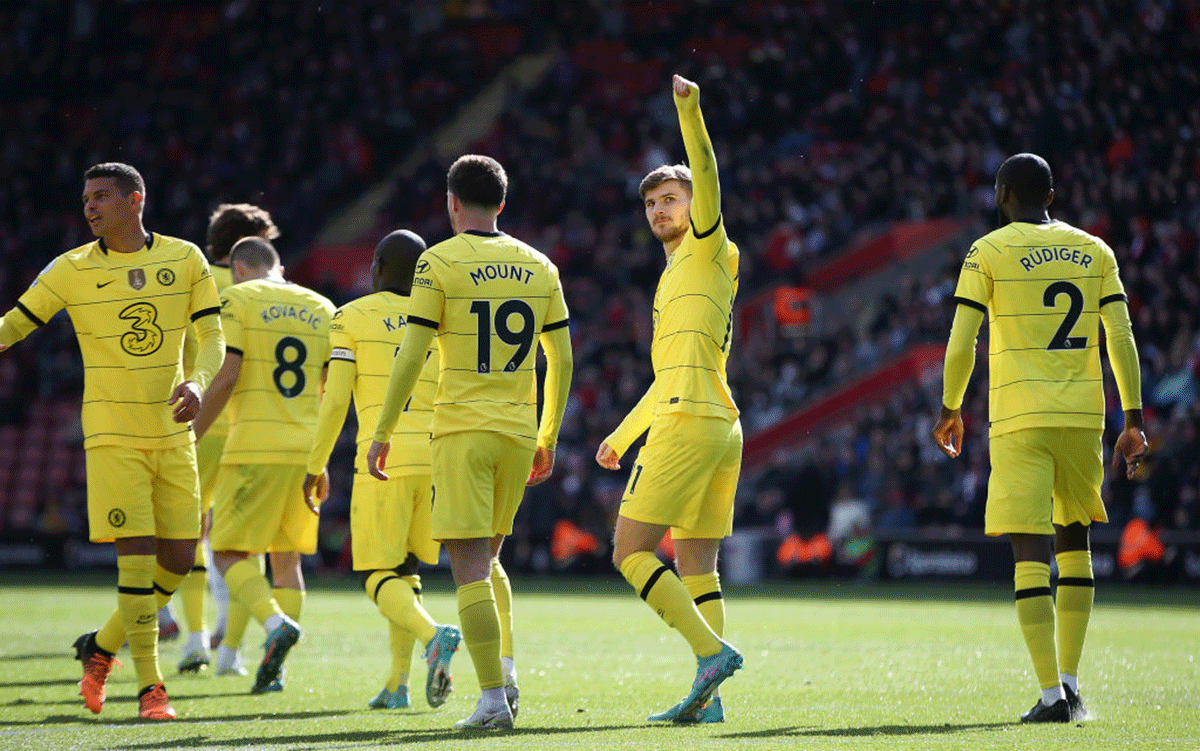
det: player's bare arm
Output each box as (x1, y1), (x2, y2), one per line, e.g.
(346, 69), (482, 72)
(194, 351), (242, 439)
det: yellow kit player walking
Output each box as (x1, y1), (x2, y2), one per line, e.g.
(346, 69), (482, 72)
(304, 229), (462, 711)
(367, 155), (573, 730)
(0, 163), (224, 720)
(595, 75), (743, 723)
(194, 237), (335, 694)
(933, 153), (1147, 723)
(177, 203), (281, 675)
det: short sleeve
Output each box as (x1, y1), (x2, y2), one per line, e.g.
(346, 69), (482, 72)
(1096, 238), (1127, 307)
(542, 264), (569, 331)
(952, 244), (991, 314)
(407, 252), (444, 329)
(188, 248), (221, 323)
(220, 290), (245, 354)
(328, 306), (356, 362)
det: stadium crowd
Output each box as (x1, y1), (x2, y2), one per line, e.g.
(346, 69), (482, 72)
(1, 1), (1197, 575)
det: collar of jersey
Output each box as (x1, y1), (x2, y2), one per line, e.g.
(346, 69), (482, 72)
(462, 229), (502, 237)
(98, 232), (154, 255)
(382, 287), (410, 297)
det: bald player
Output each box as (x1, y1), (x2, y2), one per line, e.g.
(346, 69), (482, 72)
(304, 229), (461, 711)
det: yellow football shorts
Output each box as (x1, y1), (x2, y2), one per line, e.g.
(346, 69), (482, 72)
(210, 463), (317, 554)
(618, 413), (743, 539)
(430, 431), (536, 540)
(986, 427), (1106, 536)
(85, 443), (201, 543)
(195, 431), (225, 514)
(351, 472), (439, 570)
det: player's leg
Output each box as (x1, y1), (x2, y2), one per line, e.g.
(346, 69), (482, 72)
(989, 429), (1068, 722)
(490, 553), (519, 717)
(214, 555), (258, 677)
(177, 513), (211, 673)
(675, 538), (726, 723)
(1050, 428), (1106, 721)
(270, 550), (305, 622)
(445, 536), (506, 726)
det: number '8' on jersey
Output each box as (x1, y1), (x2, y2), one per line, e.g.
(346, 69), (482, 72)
(219, 279), (336, 464)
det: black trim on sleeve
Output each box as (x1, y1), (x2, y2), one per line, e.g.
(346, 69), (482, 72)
(542, 319), (569, 332)
(407, 315), (439, 330)
(691, 214), (722, 240)
(225, 346), (244, 357)
(1014, 586), (1053, 600)
(1057, 577), (1094, 588)
(190, 306), (220, 322)
(953, 296), (988, 314)
(693, 591), (724, 606)
(639, 565), (671, 601)
(1099, 293), (1127, 307)
(15, 302), (45, 327)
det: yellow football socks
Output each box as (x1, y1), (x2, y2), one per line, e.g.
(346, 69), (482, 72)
(620, 551), (722, 658)
(223, 599), (251, 649)
(273, 587), (304, 622)
(491, 559), (514, 661)
(177, 545), (208, 635)
(366, 570), (438, 647)
(1014, 560), (1060, 690)
(386, 622), (414, 693)
(95, 561), (186, 654)
(457, 579), (504, 691)
(224, 558), (283, 626)
(113, 554), (161, 691)
(682, 571), (724, 638)
(1055, 550), (1094, 681)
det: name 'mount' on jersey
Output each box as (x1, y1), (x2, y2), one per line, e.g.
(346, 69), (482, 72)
(953, 219), (1128, 436)
(406, 229), (569, 445)
(220, 278), (335, 464)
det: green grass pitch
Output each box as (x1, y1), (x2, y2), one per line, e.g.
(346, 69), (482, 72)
(0, 574), (1196, 750)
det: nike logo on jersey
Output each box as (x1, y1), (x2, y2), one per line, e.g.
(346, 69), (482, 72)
(96, 280), (114, 288)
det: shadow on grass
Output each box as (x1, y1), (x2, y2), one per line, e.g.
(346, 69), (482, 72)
(99, 724), (645, 749)
(0, 651), (70, 662)
(721, 721), (1011, 739)
(0, 677), (79, 689)
(4, 709), (368, 730)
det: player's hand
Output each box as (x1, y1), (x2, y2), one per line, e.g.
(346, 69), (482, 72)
(673, 74), (698, 104)
(931, 406), (964, 458)
(302, 471), (328, 515)
(1112, 426), (1148, 480)
(169, 381), (203, 423)
(527, 446), (555, 486)
(366, 440), (390, 481)
(595, 442), (621, 471)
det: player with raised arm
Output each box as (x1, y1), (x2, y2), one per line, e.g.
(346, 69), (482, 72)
(177, 203), (281, 676)
(0, 163), (224, 720)
(194, 237), (335, 694)
(594, 75), (743, 723)
(932, 153), (1147, 723)
(366, 155), (573, 730)
(304, 229), (462, 711)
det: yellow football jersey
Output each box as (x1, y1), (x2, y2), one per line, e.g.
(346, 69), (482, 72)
(183, 263), (234, 437)
(321, 291), (439, 475)
(220, 278), (335, 464)
(650, 225), (740, 421)
(954, 220), (1127, 436)
(407, 230), (569, 444)
(7, 234), (220, 449)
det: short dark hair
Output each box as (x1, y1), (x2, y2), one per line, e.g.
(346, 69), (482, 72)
(639, 164), (692, 200)
(84, 162), (145, 196)
(997, 153), (1053, 207)
(207, 203), (280, 262)
(229, 236), (280, 270)
(447, 154), (507, 209)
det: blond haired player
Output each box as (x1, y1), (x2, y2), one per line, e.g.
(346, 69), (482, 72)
(595, 75), (743, 723)
(177, 203), (281, 675)
(304, 229), (462, 711)
(0, 162), (224, 720)
(367, 154), (573, 730)
(933, 153), (1147, 723)
(194, 237), (335, 694)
